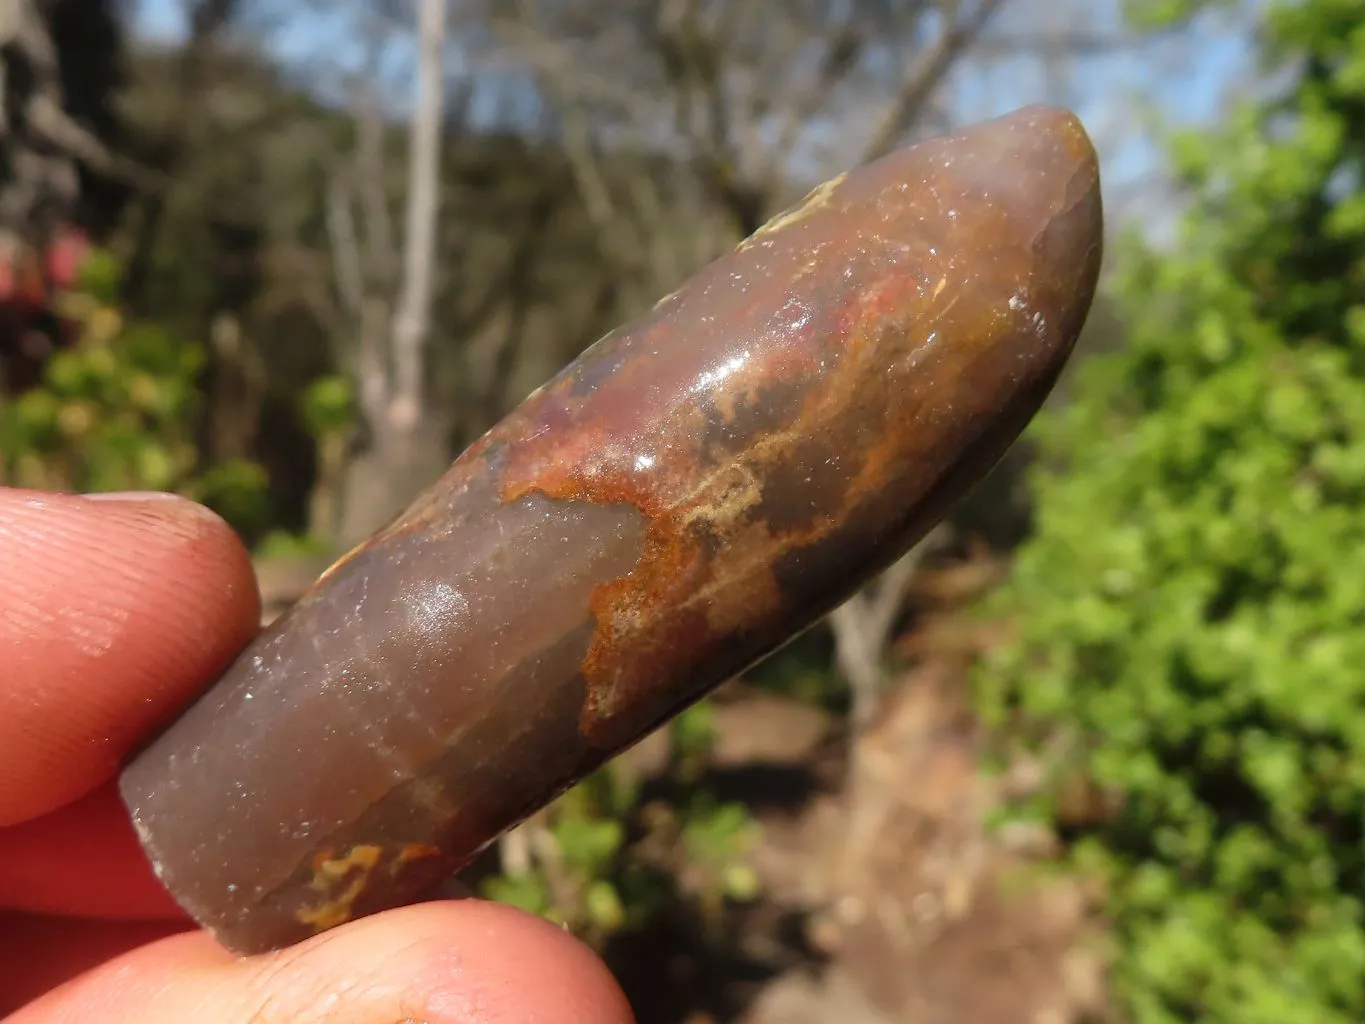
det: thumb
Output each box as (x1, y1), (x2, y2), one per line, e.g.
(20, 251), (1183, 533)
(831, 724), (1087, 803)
(8, 900), (635, 1024)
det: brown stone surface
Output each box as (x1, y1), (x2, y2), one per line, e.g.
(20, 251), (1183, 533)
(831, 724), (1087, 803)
(118, 104), (1103, 956)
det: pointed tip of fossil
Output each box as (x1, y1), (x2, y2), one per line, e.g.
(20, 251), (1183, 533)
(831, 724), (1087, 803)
(986, 104), (1103, 224)
(932, 104), (1105, 352)
(938, 104), (1101, 214)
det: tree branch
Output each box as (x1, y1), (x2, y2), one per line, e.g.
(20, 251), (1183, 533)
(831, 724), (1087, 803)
(354, 85), (398, 294)
(859, 0), (1009, 163)
(830, 525), (952, 735)
(387, 0), (450, 428)
(324, 168), (365, 324)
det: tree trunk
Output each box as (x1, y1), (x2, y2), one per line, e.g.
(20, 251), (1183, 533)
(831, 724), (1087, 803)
(333, 0), (450, 548)
(336, 414), (451, 547)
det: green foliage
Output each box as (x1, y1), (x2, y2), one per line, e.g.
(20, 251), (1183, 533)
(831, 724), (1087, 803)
(977, 2), (1365, 1022)
(0, 249), (268, 534)
(1121, 0), (1228, 31)
(481, 700), (762, 947)
(187, 458), (270, 534)
(481, 764), (659, 939)
(299, 374), (356, 440)
(744, 627), (849, 710)
(76, 246), (123, 306)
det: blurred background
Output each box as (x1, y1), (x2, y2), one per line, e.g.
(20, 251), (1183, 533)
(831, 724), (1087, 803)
(2, 0), (1361, 1020)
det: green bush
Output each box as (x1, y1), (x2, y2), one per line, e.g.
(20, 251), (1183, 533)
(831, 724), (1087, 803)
(0, 248), (268, 534)
(482, 700), (761, 947)
(977, 2), (1365, 1022)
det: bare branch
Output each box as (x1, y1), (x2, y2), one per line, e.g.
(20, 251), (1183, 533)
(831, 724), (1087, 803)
(766, 17), (865, 176)
(626, 169), (689, 292)
(324, 169), (365, 323)
(972, 30), (1135, 55)
(558, 102), (624, 252)
(387, 0), (450, 426)
(831, 525), (953, 735)
(354, 86), (398, 291)
(859, 0), (1009, 163)
(479, 21), (667, 127)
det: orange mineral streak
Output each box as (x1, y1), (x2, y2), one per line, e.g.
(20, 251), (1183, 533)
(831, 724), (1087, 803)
(490, 110), (1099, 748)
(496, 268), (943, 746)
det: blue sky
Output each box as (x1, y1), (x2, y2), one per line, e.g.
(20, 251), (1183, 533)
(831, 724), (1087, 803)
(134, 0), (346, 63)
(131, 0), (179, 39)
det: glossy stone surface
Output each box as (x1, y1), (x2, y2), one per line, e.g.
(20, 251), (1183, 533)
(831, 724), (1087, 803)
(118, 103), (1104, 955)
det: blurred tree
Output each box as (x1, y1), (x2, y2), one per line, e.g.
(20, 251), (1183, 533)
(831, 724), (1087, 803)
(0, 0), (144, 399)
(978, 1), (1365, 1021)
(112, 26), (647, 543)
(294, 0), (453, 543)
(120, 0), (692, 543)
(119, 0), (243, 309)
(114, 32), (337, 534)
(0, 0), (137, 242)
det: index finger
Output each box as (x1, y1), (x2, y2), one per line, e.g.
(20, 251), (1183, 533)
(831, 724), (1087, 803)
(0, 488), (260, 825)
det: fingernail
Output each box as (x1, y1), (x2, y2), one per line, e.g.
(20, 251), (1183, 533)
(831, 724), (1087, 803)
(79, 490), (226, 536)
(83, 490), (183, 502)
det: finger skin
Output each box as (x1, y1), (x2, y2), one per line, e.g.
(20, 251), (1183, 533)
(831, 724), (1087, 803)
(0, 489), (635, 1024)
(0, 782), (186, 920)
(0, 488), (260, 824)
(6, 901), (637, 1024)
(0, 913), (191, 1015)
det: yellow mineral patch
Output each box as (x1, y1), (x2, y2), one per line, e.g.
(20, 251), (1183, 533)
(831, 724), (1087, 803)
(653, 286), (683, 311)
(739, 172), (848, 250)
(296, 843), (384, 932)
(295, 876), (368, 931)
(308, 843), (383, 886)
(315, 537), (371, 585)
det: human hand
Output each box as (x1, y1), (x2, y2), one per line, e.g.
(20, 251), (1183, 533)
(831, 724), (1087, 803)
(0, 487), (635, 1023)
